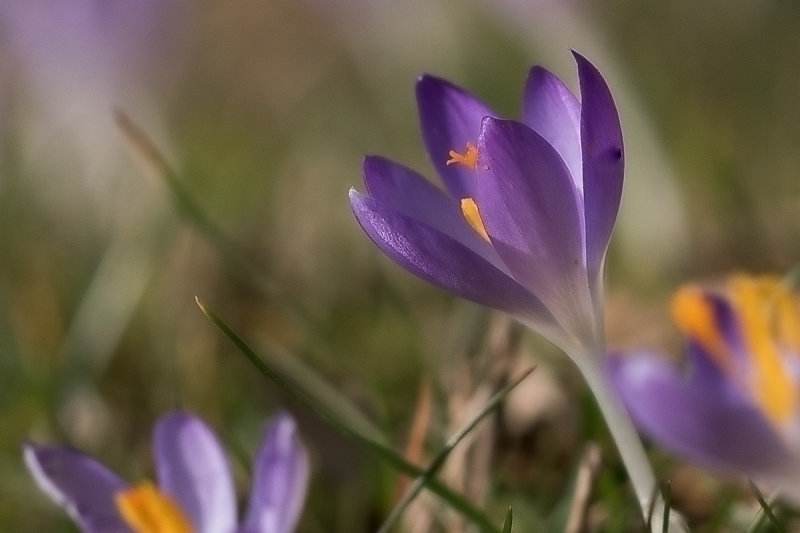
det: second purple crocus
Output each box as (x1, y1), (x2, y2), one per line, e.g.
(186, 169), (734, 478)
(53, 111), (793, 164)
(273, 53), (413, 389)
(24, 411), (310, 533)
(609, 275), (800, 493)
(349, 52), (623, 356)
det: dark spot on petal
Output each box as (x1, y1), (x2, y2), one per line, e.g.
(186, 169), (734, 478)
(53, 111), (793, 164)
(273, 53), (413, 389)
(595, 145), (622, 163)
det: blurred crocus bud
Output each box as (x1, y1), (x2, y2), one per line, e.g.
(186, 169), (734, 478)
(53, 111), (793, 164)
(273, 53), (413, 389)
(0, 0), (190, 214)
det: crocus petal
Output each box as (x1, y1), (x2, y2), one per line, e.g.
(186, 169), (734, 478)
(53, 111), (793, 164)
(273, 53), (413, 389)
(474, 117), (589, 331)
(607, 348), (795, 478)
(522, 66), (582, 191)
(240, 413), (309, 533)
(350, 189), (558, 329)
(363, 155), (506, 270)
(706, 292), (742, 346)
(574, 52), (624, 285)
(23, 442), (132, 533)
(1, 1), (175, 74)
(154, 412), (237, 533)
(703, 290), (751, 369)
(416, 74), (497, 199)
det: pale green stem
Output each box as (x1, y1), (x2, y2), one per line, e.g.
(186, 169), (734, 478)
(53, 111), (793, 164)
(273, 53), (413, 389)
(573, 348), (688, 532)
(578, 352), (655, 508)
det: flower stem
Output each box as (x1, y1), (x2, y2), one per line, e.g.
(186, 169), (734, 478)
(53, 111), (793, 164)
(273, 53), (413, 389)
(576, 352), (687, 532)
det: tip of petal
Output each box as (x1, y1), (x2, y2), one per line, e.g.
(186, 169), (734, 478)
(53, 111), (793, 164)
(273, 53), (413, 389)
(155, 411), (202, 431)
(242, 412), (310, 533)
(476, 115), (503, 138)
(415, 74), (439, 97)
(22, 442), (68, 508)
(361, 154), (380, 169)
(264, 412), (301, 452)
(570, 50), (597, 73)
(348, 187), (366, 208)
(362, 154), (392, 174)
(22, 441), (43, 470)
(525, 64), (560, 86)
(22, 440), (39, 454)
(360, 154), (373, 172)
(477, 117), (536, 153)
(21, 442), (66, 485)
(415, 73), (444, 89)
(572, 53), (614, 104)
(415, 73), (474, 108)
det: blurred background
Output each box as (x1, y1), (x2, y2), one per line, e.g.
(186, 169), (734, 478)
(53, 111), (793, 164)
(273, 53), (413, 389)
(1, 0), (800, 530)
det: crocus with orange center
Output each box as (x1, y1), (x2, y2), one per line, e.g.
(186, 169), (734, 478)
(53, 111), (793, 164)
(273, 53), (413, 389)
(350, 52), (623, 358)
(348, 53), (685, 528)
(24, 411), (309, 533)
(608, 275), (800, 492)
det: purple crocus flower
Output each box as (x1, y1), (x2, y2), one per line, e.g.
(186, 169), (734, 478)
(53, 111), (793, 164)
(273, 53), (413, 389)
(24, 411), (310, 533)
(1, 0), (179, 80)
(608, 275), (800, 491)
(0, 0), (187, 198)
(347, 54), (690, 528)
(349, 52), (622, 357)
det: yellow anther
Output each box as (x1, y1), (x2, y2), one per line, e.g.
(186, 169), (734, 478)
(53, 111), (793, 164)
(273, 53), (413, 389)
(729, 276), (796, 426)
(446, 142), (478, 170)
(116, 482), (194, 533)
(670, 285), (732, 373)
(460, 198), (490, 242)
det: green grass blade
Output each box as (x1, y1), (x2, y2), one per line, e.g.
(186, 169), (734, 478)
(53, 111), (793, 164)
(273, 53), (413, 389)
(376, 368), (534, 533)
(502, 506), (513, 533)
(196, 298), (503, 533)
(115, 110), (325, 338)
(748, 480), (783, 532)
(645, 479), (660, 531)
(661, 481), (672, 533)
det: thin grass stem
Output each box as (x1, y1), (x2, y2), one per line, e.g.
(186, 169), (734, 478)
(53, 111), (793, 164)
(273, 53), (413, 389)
(748, 480), (783, 532)
(116, 110), (328, 342)
(196, 298), (503, 533)
(376, 368), (534, 533)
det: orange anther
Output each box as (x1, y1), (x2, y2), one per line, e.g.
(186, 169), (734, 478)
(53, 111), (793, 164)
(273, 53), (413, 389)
(446, 142), (478, 170)
(116, 482), (194, 533)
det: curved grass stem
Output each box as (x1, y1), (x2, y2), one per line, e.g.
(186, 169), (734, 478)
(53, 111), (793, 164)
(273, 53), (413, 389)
(197, 298), (504, 533)
(377, 368), (534, 533)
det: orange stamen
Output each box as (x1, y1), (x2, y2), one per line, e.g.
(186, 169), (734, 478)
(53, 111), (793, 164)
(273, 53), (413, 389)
(446, 142), (478, 170)
(115, 482), (194, 533)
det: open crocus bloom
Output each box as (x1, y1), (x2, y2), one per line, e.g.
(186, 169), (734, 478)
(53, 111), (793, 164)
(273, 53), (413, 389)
(24, 411), (310, 533)
(348, 54), (688, 526)
(349, 52), (623, 357)
(608, 275), (800, 490)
